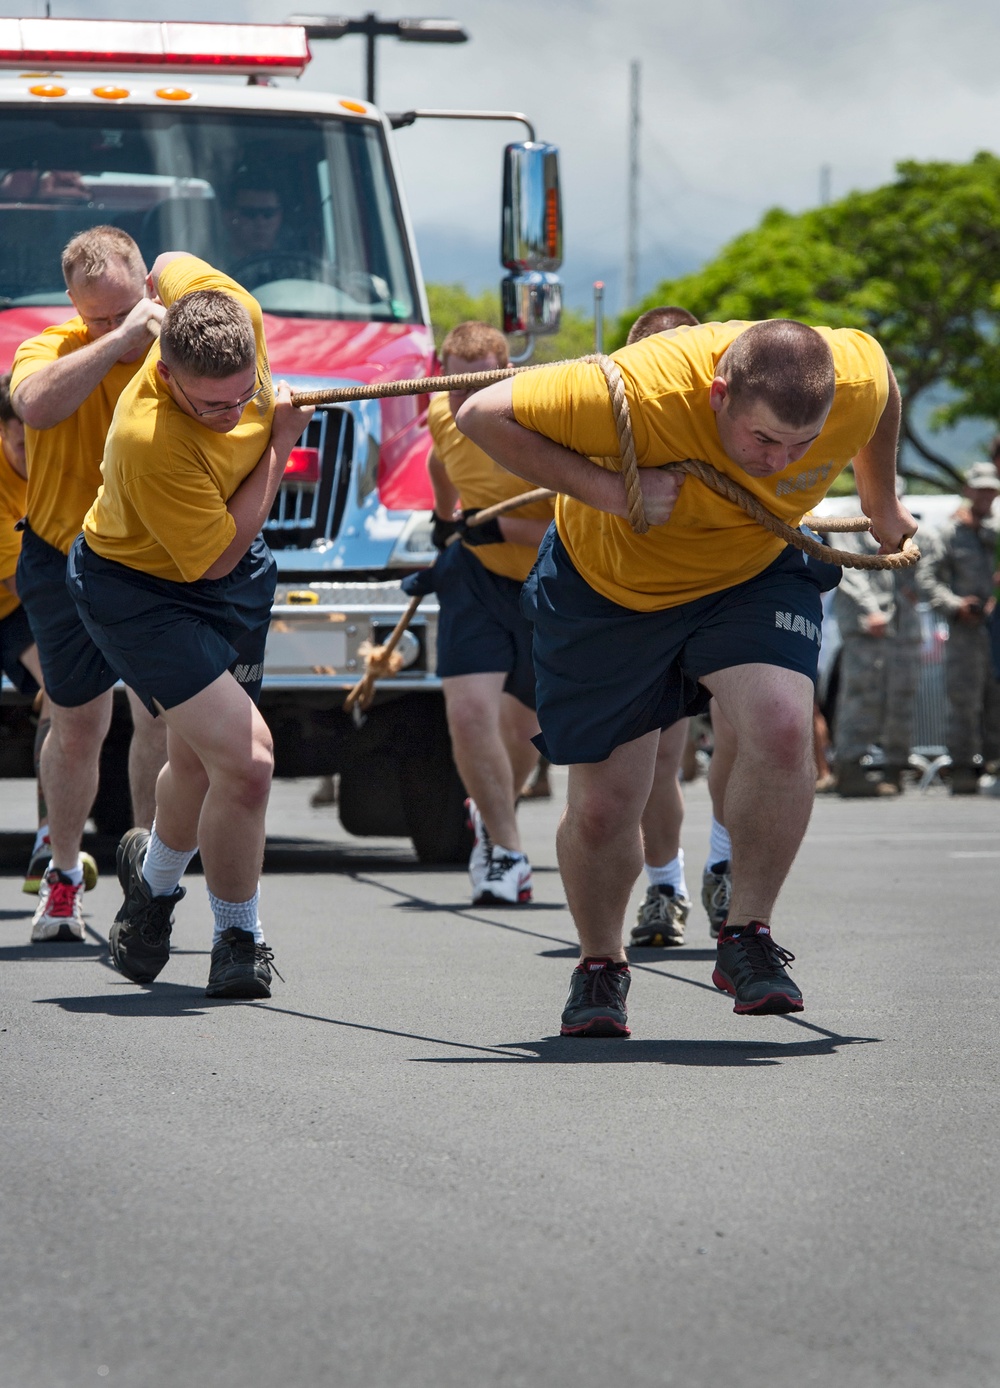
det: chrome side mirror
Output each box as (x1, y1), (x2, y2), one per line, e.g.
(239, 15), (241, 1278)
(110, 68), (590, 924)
(502, 271), (562, 336)
(501, 141), (562, 273)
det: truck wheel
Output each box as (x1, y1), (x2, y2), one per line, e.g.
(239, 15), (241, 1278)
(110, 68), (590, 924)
(397, 740), (473, 865)
(338, 758), (408, 837)
(90, 752), (133, 839)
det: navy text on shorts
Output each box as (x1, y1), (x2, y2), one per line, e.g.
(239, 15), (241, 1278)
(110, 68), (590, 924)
(67, 532), (277, 714)
(521, 527), (831, 764)
(404, 540), (536, 709)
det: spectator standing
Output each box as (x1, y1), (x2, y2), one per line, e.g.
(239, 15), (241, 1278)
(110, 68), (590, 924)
(917, 462), (1000, 793)
(832, 525), (922, 795)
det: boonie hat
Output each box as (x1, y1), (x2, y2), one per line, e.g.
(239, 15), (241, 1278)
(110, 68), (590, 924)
(964, 461), (1000, 491)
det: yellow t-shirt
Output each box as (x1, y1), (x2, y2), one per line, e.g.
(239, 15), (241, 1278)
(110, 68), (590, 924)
(10, 319), (144, 555)
(84, 257), (274, 583)
(0, 443), (27, 622)
(427, 391), (554, 583)
(511, 321), (889, 610)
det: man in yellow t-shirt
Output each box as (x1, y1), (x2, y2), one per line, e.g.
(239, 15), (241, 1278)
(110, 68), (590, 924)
(12, 226), (168, 943)
(408, 322), (554, 906)
(459, 318), (915, 1035)
(68, 252), (312, 1000)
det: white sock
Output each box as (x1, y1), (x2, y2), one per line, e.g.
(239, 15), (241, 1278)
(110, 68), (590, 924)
(49, 859), (84, 886)
(208, 886), (264, 945)
(141, 823), (197, 897)
(646, 849), (687, 896)
(33, 824), (49, 854)
(707, 816), (732, 869)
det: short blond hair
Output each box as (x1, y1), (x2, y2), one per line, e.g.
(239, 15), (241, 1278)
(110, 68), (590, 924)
(62, 225), (145, 287)
(160, 289), (256, 378)
(440, 320), (508, 369)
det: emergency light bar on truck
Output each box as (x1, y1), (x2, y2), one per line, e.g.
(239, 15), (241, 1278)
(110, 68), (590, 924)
(0, 18), (312, 77)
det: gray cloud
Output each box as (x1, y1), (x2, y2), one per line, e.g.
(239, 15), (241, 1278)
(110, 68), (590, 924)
(4, 0), (1000, 307)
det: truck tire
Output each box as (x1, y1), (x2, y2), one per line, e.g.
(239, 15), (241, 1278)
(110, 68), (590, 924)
(90, 749), (133, 839)
(395, 705), (474, 865)
(338, 756), (409, 838)
(89, 707), (133, 839)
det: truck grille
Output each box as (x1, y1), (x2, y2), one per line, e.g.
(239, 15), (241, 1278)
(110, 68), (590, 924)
(264, 406), (353, 549)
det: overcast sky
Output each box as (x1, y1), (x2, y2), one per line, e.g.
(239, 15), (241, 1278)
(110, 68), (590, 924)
(7, 0), (1000, 312)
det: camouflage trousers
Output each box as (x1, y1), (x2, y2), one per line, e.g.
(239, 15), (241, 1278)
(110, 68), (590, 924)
(834, 633), (920, 764)
(945, 622), (1000, 766)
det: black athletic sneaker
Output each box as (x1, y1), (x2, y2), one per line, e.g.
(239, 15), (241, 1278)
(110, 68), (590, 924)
(109, 828), (185, 984)
(560, 957), (631, 1037)
(713, 921), (803, 1015)
(205, 928), (278, 1000)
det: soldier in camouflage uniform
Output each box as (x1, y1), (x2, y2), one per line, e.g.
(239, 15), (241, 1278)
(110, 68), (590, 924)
(916, 463), (1000, 793)
(832, 526), (921, 795)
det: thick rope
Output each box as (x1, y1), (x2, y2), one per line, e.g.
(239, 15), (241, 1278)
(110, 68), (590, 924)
(661, 459), (920, 571)
(301, 359), (917, 570)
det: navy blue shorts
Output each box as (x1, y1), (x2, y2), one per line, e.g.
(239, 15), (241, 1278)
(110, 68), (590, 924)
(414, 541), (536, 709)
(66, 533), (277, 715)
(0, 603), (40, 696)
(16, 524), (103, 708)
(521, 528), (829, 764)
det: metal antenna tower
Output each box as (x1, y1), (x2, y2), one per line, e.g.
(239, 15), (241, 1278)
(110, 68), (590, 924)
(625, 59), (640, 309)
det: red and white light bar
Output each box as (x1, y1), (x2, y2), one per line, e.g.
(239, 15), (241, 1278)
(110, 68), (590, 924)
(0, 18), (311, 77)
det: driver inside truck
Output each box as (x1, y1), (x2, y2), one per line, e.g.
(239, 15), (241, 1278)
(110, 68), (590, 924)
(225, 179), (284, 260)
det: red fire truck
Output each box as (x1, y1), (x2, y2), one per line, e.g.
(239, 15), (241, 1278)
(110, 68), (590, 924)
(0, 17), (562, 860)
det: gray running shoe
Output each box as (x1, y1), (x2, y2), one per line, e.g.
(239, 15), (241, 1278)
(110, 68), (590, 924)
(713, 920), (803, 1015)
(701, 859), (732, 939)
(205, 928), (278, 999)
(560, 957), (631, 1037)
(630, 884), (691, 946)
(109, 828), (184, 984)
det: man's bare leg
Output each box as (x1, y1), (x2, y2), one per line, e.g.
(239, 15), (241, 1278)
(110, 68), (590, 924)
(706, 700), (738, 824)
(701, 664), (815, 927)
(444, 672), (536, 851)
(557, 729), (660, 961)
(40, 692), (113, 869)
(125, 687), (168, 830)
(155, 673), (273, 903)
(639, 720), (686, 867)
(499, 691), (541, 806)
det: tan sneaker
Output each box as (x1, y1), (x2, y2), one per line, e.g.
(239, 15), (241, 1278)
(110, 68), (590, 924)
(630, 885), (691, 946)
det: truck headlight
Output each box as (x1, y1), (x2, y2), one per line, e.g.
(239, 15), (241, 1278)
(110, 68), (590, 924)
(388, 510), (437, 566)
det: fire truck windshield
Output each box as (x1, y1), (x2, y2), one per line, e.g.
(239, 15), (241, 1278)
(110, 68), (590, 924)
(0, 105), (419, 322)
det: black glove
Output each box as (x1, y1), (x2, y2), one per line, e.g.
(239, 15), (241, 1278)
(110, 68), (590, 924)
(431, 512), (462, 551)
(458, 509), (504, 546)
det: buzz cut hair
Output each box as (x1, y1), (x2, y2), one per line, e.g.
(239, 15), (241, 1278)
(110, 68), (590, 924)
(440, 320), (509, 369)
(159, 289), (257, 379)
(626, 305), (700, 345)
(718, 320), (836, 429)
(0, 372), (16, 424)
(62, 225), (145, 287)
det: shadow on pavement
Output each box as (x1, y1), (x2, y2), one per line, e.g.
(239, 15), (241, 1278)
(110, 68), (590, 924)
(0, 831), (462, 878)
(419, 1029), (882, 1066)
(35, 979), (268, 1016)
(33, 981), (881, 1064)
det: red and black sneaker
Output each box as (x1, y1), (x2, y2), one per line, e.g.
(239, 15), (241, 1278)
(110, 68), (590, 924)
(560, 956), (631, 1037)
(713, 921), (803, 1015)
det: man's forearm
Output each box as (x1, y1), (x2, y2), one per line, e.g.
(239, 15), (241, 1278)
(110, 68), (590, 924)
(200, 445), (287, 580)
(853, 364), (902, 516)
(14, 333), (132, 430)
(458, 383), (628, 516)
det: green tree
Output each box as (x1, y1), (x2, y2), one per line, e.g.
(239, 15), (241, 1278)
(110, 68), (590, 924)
(426, 282), (595, 365)
(614, 153), (1000, 490)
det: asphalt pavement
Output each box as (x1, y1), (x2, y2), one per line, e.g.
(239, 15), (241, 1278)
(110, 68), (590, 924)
(0, 771), (997, 1388)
